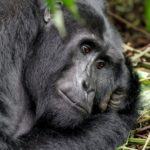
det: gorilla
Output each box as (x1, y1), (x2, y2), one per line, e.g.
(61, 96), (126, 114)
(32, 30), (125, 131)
(0, 0), (140, 150)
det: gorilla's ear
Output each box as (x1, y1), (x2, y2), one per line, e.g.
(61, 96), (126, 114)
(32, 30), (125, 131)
(43, 8), (51, 24)
(37, 0), (51, 24)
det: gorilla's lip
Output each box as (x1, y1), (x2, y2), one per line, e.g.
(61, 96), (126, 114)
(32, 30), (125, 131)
(58, 90), (89, 114)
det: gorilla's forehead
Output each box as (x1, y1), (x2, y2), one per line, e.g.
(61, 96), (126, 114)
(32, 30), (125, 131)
(64, 0), (107, 39)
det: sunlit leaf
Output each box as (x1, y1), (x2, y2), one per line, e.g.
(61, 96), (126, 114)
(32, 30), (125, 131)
(53, 9), (66, 36)
(46, 0), (57, 13)
(45, 0), (79, 36)
(46, 0), (66, 36)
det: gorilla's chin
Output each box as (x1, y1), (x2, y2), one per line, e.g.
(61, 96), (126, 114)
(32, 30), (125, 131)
(47, 92), (90, 129)
(58, 90), (91, 115)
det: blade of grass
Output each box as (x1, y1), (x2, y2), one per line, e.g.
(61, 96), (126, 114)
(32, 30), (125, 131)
(142, 133), (150, 150)
(128, 138), (150, 146)
(117, 147), (138, 150)
(144, 0), (150, 32)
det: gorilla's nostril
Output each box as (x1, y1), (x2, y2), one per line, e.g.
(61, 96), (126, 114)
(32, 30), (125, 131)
(82, 79), (94, 93)
(82, 80), (89, 91)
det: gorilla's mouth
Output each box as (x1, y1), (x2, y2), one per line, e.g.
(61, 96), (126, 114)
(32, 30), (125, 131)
(58, 90), (89, 114)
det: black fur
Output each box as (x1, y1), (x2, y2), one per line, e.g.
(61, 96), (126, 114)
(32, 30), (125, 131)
(0, 0), (140, 150)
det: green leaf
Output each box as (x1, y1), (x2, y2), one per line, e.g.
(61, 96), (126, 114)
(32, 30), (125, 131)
(144, 0), (150, 32)
(62, 0), (80, 20)
(46, 0), (57, 13)
(53, 9), (66, 36)
(45, 0), (80, 36)
(46, 0), (66, 36)
(141, 80), (150, 85)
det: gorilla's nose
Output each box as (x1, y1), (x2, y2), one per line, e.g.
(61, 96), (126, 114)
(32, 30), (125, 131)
(82, 77), (95, 93)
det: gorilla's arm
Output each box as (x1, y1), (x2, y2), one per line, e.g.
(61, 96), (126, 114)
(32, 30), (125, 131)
(0, 0), (41, 149)
(20, 113), (133, 150)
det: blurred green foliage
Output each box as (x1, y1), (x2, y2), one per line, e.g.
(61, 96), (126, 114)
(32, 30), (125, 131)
(144, 0), (150, 32)
(46, 0), (150, 34)
(45, 0), (79, 36)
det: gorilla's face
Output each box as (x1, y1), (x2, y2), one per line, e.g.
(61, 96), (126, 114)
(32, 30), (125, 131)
(53, 31), (129, 127)
(25, 2), (129, 128)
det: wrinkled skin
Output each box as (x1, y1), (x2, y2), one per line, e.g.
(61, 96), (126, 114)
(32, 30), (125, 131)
(0, 0), (140, 150)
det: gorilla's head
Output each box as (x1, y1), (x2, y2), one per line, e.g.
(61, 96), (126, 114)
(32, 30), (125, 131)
(24, 0), (130, 128)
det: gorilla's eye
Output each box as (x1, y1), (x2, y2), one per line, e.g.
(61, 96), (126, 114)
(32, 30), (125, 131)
(81, 45), (92, 55)
(96, 60), (106, 69)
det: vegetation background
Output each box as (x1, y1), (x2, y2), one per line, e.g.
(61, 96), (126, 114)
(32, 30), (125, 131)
(108, 0), (150, 149)
(46, 0), (150, 149)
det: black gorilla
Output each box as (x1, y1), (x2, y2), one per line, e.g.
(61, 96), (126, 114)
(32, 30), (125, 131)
(0, 0), (140, 150)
